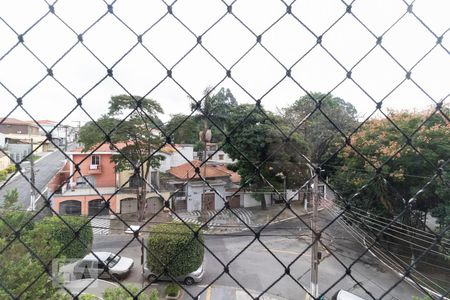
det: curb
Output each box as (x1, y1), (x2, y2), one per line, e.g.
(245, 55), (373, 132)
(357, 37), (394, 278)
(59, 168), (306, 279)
(210, 207), (325, 235)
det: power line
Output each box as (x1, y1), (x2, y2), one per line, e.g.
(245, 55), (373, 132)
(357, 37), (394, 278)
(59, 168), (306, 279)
(324, 207), (449, 296)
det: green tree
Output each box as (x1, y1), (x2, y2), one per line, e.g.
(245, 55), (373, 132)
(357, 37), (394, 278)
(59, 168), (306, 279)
(0, 238), (58, 300)
(331, 109), (450, 223)
(147, 223), (204, 277)
(191, 87), (238, 146)
(2, 188), (20, 209)
(0, 214), (93, 299)
(282, 92), (359, 204)
(223, 104), (308, 209)
(24, 216), (93, 263)
(284, 92), (358, 164)
(164, 113), (199, 144)
(79, 95), (165, 221)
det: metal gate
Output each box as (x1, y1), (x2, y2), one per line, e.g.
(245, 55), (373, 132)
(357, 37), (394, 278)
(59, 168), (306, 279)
(202, 193), (215, 211)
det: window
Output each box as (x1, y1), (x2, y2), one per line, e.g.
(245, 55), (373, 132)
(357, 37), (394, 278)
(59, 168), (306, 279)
(94, 261), (105, 269)
(91, 155), (100, 165)
(105, 255), (120, 267)
(218, 154), (224, 160)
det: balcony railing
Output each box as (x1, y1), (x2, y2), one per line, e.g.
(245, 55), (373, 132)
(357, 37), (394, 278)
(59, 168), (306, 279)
(88, 164), (102, 174)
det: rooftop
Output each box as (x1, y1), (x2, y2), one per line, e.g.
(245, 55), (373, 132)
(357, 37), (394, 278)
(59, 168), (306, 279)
(0, 117), (38, 127)
(168, 160), (239, 181)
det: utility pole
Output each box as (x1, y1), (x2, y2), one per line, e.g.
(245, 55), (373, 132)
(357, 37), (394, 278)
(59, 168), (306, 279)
(30, 138), (36, 211)
(310, 164), (319, 298)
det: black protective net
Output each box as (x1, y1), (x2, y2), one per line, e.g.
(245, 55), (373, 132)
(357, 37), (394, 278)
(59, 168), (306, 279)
(0, 0), (449, 299)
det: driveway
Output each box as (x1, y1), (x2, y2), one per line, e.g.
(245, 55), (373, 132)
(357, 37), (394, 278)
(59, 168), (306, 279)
(91, 211), (426, 300)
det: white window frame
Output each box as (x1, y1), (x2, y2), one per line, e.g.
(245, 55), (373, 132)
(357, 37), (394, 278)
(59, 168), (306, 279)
(91, 155), (100, 165)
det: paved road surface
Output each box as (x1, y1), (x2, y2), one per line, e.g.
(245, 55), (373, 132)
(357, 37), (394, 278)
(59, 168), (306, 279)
(0, 150), (67, 209)
(92, 211), (426, 300)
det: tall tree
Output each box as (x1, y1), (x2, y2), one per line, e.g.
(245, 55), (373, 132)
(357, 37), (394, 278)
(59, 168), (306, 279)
(79, 95), (165, 221)
(331, 109), (450, 224)
(163, 114), (199, 144)
(283, 92), (359, 204)
(284, 92), (358, 164)
(190, 87), (238, 145)
(223, 104), (308, 209)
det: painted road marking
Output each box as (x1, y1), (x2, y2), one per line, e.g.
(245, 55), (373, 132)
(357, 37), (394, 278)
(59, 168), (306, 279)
(206, 286), (212, 300)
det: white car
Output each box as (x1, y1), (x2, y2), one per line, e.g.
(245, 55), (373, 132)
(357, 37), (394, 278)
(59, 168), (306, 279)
(73, 252), (134, 280)
(143, 263), (205, 285)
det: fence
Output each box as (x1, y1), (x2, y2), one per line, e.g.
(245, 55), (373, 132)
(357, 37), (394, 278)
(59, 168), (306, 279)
(0, 0), (449, 299)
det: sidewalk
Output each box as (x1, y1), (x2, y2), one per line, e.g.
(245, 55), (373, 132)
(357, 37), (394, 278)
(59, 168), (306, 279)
(185, 285), (289, 300)
(108, 201), (313, 235)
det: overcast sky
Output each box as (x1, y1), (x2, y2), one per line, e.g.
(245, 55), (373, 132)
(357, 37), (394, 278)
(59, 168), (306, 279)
(0, 0), (448, 126)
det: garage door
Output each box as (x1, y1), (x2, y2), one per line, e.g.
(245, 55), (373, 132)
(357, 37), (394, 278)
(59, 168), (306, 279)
(88, 199), (109, 216)
(60, 200), (81, 215)
(120, 198), (137, 214)
(202, 193), (215, 210)
(226, 195), (240, 209)
(146, 197), (163, 214)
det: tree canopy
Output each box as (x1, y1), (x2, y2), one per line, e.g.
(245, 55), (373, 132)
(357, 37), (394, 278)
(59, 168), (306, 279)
(283, 92), (358, 164)
(331, 109), (450, 223)
(223, 103), (308, 208)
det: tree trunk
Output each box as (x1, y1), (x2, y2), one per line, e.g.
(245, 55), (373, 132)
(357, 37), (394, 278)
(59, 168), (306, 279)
(136, 166), (148, 222)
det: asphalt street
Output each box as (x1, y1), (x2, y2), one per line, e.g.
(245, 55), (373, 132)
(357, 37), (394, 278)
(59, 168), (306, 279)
(91, 211), (426, 300)
(0, 149), (67, 209)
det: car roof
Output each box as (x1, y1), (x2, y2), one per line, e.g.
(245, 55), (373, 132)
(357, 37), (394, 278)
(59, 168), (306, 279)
(83, 252), (113, 262)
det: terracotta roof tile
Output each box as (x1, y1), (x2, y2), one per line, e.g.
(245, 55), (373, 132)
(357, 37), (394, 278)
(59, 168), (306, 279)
(168, 160), (240, 181)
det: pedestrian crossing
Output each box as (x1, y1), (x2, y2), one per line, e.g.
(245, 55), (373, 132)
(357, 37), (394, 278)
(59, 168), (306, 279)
(90, 217), (110, 235)
(171, 208), (255, 230)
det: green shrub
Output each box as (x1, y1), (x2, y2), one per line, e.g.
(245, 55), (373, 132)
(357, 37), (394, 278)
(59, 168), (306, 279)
(24, 215), (93, 260)
(103, 284), (157, 300)
(5, 164), (16, 173)
(147, 223), (204, 277)
(165, 283), (180, 297)
(0, 170), (7, 181)
(0, 210), (34, 239)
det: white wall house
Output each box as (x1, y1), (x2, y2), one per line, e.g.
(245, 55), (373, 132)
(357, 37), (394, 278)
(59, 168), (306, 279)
(159, 144), (194, 172)
(186, 181), (226, 212)
(167, 160), (239, 212)
(36, 120), (77, 146)
(0, 133), (5, 149)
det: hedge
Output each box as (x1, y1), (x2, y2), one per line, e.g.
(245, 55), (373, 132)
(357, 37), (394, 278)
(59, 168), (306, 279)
(103, 284), (158, 300)
(147, 223), (204, 277)
(25, 215), (93, 260)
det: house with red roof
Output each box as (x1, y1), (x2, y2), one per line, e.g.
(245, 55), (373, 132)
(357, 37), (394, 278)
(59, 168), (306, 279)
(167, 160), (241, 212)
(48, 143), (198, 216)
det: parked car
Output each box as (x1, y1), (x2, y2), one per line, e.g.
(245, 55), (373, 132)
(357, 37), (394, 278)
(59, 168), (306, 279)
(73, 252), (134, 280)
(143, 263), (204, 285)
(332, 290), (366, 300)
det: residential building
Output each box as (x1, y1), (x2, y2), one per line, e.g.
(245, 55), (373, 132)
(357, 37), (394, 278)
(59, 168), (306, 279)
(36, 120), (77, 147)
(0, 133), (5, 148)
(0, 117), (39, 135)
(158, 144), (194, 172)
(0, 117), (47, 161)
(49, 143), (171, 216)
(194, 142), (234, 164)
(166, 160), (241, 212)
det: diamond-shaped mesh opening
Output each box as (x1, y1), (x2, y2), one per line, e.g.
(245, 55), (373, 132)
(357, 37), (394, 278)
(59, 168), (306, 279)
(0, 1), (449, 299)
